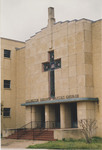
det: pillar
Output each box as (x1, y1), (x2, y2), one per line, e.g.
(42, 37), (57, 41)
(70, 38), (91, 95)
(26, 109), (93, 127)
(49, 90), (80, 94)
(31, 106), (36, 128)
(26, 106), (42, 128)
(45, 105), (50, 128)
(45, 104), (56, 128)
(60, 104), (66, 128)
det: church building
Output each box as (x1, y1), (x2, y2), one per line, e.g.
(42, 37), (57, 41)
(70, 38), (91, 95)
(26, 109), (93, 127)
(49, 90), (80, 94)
(1, 7), (102, 140)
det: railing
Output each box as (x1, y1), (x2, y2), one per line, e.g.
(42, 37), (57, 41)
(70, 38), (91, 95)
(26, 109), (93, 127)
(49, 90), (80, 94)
(16, 121), (33, 139)
(16, 121), (60, 139)
(45, 121), (60, 129)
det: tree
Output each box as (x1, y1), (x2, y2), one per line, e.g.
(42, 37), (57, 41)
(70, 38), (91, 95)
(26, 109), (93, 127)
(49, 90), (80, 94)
(79, 119), (97, 143)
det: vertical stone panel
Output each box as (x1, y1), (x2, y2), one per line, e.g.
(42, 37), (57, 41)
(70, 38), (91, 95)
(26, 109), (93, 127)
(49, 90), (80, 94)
(77, 102), (87, 128)
(92, 20), (102, 136)
(60, 104), (66, 128)
(77, 101), (96, 128)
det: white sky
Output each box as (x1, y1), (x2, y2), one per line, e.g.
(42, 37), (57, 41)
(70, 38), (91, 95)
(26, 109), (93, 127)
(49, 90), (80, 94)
(0, 0), (102, 41)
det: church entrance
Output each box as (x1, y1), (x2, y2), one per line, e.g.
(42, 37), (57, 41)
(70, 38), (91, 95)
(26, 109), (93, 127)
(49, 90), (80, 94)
(34, 105), (45, 128)
(71, 103), (78, 128)
(55, 104), (60, 128)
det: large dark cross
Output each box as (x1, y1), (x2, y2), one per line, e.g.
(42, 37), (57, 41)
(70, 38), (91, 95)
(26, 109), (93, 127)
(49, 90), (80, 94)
(42, 51), (61, 98)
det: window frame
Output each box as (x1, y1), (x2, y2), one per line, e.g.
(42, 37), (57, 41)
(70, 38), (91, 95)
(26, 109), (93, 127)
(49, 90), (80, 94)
(4, 49), (11, 58)
(4, 80), (11, 89)
(3, 108), (11, 117)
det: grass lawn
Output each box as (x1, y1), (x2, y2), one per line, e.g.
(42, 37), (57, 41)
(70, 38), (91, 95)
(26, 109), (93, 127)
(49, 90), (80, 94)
(27, 137), (102, 149)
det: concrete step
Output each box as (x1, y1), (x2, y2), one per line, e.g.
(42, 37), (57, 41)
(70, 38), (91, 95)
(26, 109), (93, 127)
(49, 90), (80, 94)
(7, 129), (55, 141)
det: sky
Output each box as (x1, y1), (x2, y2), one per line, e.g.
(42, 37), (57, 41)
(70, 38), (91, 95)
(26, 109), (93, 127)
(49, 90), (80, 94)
(0, 0), (102, 42)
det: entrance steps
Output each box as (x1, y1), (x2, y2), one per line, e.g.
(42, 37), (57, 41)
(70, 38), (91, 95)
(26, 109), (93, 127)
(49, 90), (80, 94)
(6, 129), (56, 141)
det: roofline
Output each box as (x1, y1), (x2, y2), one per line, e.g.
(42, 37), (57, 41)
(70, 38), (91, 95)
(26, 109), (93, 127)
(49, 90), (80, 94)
(0, 37), (25, 43)
(25, 18), (102, 42)
(1, 18), (101, 43)
(21, 97), (99, 106)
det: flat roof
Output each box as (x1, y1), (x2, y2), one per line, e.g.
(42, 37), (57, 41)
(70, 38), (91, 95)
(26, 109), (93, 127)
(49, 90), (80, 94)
(0, 37), (25, 43)
(21, 97), (98, 106)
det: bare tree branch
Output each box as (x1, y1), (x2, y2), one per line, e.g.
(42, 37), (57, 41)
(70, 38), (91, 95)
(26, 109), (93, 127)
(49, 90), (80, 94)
(79, 119), (97, 143)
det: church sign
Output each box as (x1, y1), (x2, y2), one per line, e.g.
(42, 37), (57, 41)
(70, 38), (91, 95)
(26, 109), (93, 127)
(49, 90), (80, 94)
(26, 94), (79, 103)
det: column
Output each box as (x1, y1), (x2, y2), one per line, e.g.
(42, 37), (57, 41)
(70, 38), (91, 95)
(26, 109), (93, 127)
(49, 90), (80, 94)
(60, 104), (66, 128)
(31, 106), (36, 128)
(45, 105), (50, 128)
(45, 104), (56, 128)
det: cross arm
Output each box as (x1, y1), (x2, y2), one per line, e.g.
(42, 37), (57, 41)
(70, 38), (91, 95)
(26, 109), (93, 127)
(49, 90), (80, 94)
(42, 62), (50, 71)
(54, 59), (61, 69)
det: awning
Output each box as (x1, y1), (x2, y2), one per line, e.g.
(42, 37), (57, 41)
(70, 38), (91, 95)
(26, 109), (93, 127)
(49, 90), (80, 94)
(21, 97), (99, 106)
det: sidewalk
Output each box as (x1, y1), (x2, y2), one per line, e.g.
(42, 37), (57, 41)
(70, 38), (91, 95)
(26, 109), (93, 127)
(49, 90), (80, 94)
(1, 138), (48, 149)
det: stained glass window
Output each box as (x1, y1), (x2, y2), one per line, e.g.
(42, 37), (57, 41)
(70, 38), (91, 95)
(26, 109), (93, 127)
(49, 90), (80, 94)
(50, 62), (55, 71)
(55, 59), (61, 69)
(49, 51), (54, 62)
(43, 62), (50, 71)
(50, 71), (55, 97)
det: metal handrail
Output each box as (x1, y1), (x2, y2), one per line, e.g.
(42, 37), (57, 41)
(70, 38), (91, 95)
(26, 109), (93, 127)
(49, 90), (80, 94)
(16, 121), (33, 139)
(17, 121), (33, 130)
(16, 121), (60, 139)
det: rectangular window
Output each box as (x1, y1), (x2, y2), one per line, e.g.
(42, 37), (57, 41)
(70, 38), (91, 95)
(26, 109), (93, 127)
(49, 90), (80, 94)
(4, 49), (11, 58)
(3, 108), (10, 117)
(4, 80), (11, 88)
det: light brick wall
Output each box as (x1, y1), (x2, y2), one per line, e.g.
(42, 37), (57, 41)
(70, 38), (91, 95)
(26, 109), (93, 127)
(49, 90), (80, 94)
(1, 38), (25, 130)
(1, 18), (102, 137)
(92, 20), (102, 137)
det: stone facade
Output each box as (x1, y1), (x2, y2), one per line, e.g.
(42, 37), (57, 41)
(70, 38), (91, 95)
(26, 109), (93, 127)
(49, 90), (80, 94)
(1, 38), (25, 130)
(1, 7), (102, 138)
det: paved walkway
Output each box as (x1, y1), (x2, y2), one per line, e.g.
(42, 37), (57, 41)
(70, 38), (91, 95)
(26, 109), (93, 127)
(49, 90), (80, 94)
(1, 138), (48, 149)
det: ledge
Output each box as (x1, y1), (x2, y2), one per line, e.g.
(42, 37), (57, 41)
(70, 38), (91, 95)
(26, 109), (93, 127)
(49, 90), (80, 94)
(4, 88), (11, 90)
(3, 116), (11, 118)
(4, 57), (11, 60)
(21, 97), (99, 106)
